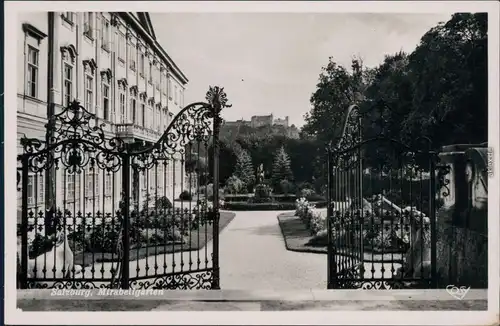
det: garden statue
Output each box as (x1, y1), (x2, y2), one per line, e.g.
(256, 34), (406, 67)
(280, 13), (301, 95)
(257, 164), (265, 184)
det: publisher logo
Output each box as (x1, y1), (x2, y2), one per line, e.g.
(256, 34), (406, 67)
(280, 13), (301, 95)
(446, 285), (470, 300)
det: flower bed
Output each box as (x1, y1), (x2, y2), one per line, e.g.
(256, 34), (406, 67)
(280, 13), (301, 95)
(295, 197), (327, 235)
(294, 197), (430, 254)
(23, 201), (235, 265)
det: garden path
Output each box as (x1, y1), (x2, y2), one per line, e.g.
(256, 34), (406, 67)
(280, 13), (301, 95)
(219, 210), (327, 290)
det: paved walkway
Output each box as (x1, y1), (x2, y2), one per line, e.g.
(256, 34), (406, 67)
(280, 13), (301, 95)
(219, 210), (326, 290)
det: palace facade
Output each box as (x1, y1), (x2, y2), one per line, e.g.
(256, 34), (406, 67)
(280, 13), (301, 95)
(17, 12), (190, 214)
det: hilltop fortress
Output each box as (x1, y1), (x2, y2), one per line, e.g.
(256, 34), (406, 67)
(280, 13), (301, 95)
(223, 114), (299, 138)
(224, 114), (290, 128)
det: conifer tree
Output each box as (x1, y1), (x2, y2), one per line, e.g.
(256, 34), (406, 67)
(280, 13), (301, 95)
(271, 146), (293, 188)
(234, 149), (255, 190)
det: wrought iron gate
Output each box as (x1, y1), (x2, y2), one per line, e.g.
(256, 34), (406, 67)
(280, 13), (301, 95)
(17, 86), (230, 290)
(326, 104), (439, 289)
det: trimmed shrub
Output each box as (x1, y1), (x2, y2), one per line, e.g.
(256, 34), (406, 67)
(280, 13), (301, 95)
(202, 183), (225, 201)
(279, 179), (294, 195)
(224, 202), (297, 211)
(305, 193), (326, 202)
(224, 194), (253, 202)
(299, 188), (315, 199)
(272, 194), (297, 203)
(86, 225), (121, 252)
(179, 191), (193, 201)
(156, 196), (173, 210)
(225, 175), (245, 194)
(253, 184), (272, 203)
(297, 182), (314, 192)
(29, 233), (55, 259)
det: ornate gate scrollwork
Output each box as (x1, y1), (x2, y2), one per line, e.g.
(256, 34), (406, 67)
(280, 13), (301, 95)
(17, 86), (230, 290)
(326, 103), (439, 290)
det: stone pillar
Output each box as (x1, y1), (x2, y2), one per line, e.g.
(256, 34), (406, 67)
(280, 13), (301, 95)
(438, 144), (480, 225)
(400, 144), (486, 283)
(434, 143), (488, 287)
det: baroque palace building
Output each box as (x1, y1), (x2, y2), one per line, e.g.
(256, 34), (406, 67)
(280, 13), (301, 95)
(17, 12), (189, 214)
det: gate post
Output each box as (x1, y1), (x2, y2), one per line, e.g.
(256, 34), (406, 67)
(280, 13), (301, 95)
(211, 107), (222, 290)
(121, 154), (131, 289)
(20, 157), (29, 289)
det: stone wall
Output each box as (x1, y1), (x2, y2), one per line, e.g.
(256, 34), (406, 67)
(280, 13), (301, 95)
(434, 144), (488, 288)
(399, 144), (488, 288)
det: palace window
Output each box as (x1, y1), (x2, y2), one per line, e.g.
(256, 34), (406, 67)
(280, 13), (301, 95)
(140, 52), (145, 76)
(119, 90), (126, 123)
(147, 104), (152, 129)
(84, 169), (100, 199)
(168, 79), (172, 99)
(157, 106), (161, 131)
(27, 174), (44, 207)
(63, 58), (73, 107)
(65, 173), (80, 203)
(148, 62), (153, 84)
(62, 12), (74, 24)
(118, 33), (125, 61)
(101, 18), (110, 51)
(131, 97), (137, 124)
(155, 67), (160, 90)
(141, 102), (146, 127)
(102, 80), (110, 120)
(129, 43), (136, 71)
(26, 46), (39, 98)
(104, 173), (112, 196)
(162, 72), (167, 95)
(85, 72), (94, 112)
(83, 12), (94, 39)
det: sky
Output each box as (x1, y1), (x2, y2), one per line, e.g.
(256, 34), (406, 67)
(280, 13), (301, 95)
(150, 13), (453, 127)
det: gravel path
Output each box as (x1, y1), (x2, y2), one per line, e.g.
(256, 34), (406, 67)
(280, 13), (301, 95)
(219, 210), (327, 290)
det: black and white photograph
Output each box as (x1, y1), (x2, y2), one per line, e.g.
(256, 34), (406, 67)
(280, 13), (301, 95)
(4, 1), (499, 324)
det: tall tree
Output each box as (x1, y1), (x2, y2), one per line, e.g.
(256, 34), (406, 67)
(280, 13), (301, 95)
(360, 52), (414, 168)
(405, 13), (488, 148)
(234, 149), (255, 189)
(271, 146), (293, 187)
(303, 57), (373, 145)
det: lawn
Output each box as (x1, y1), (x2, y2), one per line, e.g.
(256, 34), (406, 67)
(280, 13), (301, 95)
(277, 212), (325, 254)
(74, 211), (235, 266)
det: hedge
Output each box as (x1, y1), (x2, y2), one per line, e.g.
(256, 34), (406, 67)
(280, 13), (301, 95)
(224, 200), (327, 211)
(224, 194), (254, 202)
(223, 193), (322, 204)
